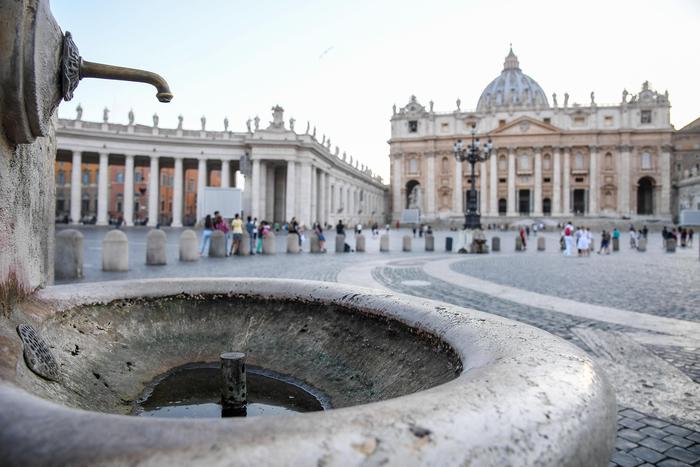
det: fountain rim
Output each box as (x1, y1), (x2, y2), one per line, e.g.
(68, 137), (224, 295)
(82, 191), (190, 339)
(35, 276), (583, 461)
(1, 277), (616, 466)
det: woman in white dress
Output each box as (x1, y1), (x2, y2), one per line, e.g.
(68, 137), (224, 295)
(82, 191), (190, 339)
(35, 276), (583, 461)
(576, 227), (589, 256)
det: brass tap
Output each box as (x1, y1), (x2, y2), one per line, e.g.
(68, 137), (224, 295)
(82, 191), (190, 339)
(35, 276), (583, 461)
(62, 32), (173, 103)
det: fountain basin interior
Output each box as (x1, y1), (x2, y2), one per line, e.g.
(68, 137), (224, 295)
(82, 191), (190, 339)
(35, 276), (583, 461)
(0, 278), (617, 466)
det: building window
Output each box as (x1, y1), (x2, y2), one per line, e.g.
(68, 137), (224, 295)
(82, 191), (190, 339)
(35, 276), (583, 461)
(135, 172), (142, 182)
(57, 170), (65, 185)
(575, 152), (585, 170)
(543, 177), (551, 183)
(408, 159), (418, 174)
(573, 116), (586, 126)
(408, 121), (418, 133)
(604, 116), (613, 127)
(441, 122), (449, 132)
(641, 110), (652, 124)
(543, 154), (551, 170)
(82, 170), (89, 184)
(575, 177), (584, 183)
(498, 155), (507, 171)
(641, 152), (652, 170)
(499, 178), (506, 183)
(498, 119), (506, 127)
(116, 171), (124, 183)
(543, 118), (551, 125)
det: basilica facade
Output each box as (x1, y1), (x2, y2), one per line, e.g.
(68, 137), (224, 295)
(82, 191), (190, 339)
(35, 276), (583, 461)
(389, 48), (674, 224)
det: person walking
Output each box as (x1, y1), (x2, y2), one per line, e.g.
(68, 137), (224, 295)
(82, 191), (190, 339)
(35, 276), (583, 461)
(688, 228), (694, 247)
(315, 223), (327, 252)
(563, 222), (574, 256)
(629, 226), (638, 249)
(519, 226), (527, 250)
(680, 228), (688, 248)
(245, 216), (255, 254)
(199, 214), (214, 256)
(230, 213), (244, 256)
(598, 230), (610, 254)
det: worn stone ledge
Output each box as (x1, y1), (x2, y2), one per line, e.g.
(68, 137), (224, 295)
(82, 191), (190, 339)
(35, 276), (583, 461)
(1, 278), (617, 466)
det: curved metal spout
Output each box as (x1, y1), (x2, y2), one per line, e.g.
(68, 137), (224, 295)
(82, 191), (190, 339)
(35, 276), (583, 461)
(80, 60), (173, 102)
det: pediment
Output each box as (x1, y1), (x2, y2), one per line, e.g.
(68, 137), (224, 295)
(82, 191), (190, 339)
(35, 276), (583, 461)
(489, 117), (560, 136)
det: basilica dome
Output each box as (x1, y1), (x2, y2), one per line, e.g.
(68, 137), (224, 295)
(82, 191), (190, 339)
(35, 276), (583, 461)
(476, 48), (549, 111)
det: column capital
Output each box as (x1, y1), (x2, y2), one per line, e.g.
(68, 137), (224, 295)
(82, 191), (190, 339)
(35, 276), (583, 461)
(561, 146), (572, 153)
(532, 146), (543, 154)
(618, 144), (633, 152)
(589, 145), (599, 153)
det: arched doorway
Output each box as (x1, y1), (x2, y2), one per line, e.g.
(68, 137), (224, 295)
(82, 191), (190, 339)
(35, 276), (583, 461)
(405, 180), (421, 209)
(637, 177), (655, 215)
(498, 198), (507, 216)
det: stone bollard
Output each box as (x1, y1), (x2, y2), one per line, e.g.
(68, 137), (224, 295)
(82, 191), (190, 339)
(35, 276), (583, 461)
(425, 234), (434, 252)
(102, 230), (128, 272)
(287, 233), (300, 253)
(355, 234), (365, 252)
(146, 229), (167, 265)
(537, 237), (545, 252)
(310, 233), (321, 253)
(335, 234), (346, 253)
(492, 236), (500, 252)
(380, 234), (390, 252)
(55, 229), (83, 280)
(240, 230), (251, 256)
(665, 238), (676, 253)
(209, 231), (226, 257)
(515, 236), (524, 252)
(262, 231), (276, 255)
(612, 237), (620, 252)
(402, 235), (412, 252)
(445, 236), (453, 252)
(637, 237), (647, 252)
(179, 230), (199, 261)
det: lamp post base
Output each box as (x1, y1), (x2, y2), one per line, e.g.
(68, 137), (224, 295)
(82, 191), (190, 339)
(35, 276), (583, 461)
(464, 212), (481, 230)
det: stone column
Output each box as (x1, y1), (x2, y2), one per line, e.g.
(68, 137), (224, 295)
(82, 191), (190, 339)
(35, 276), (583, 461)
(259, 162), (268, 221)
(124, 154), (135, 225)
(318, 171), (327, 225)
(97, 152), (109, 225)
(221, 159), (230, 188)
(619, 145), (631, 216)
(196, 158), (206, 222)
(172, 156), (184, 227)
(553, 147), (562, 215)
(588, 146), (598, 216)
(251, 159), (261, 218)
(70, 151), (82, 224)
(147, 156), (159, 226)
(265, 163), (274, 221)
(506, 148), (516, 216)
(392, 155), (402, 219)
(660, 145), (671, 215)
(310, 166), (317, 223)
(426, 153), (436, 218)
(453, 159), (463, 216)
(489, 153), (498, 216)
(562, 147), (571, 216)
(286, 160), (296, 222)
(480, 160), (488, 215)
(533, 147), (543, 216)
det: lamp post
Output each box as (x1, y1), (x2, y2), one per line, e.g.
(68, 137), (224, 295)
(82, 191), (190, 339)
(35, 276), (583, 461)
(453, 124), (493, 229)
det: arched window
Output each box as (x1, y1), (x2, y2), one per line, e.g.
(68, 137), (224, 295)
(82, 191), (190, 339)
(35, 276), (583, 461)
(575, 152), (584, 170)
(519, 154), (530, 171)
(441, 157), (449, 173)
(498, 155), (507, 171)
(605, 153), (613, 170)
(543, 154), (551, 171)
(641, 152), (652, 170)
(498, 198), (507, 215)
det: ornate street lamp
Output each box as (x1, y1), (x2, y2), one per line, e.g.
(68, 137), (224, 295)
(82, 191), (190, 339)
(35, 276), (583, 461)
(453, 124), (494, 229)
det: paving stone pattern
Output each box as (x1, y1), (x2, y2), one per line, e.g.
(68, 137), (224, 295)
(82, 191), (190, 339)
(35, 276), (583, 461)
(371, 265), (700, 467)
(450, 252), (700, 322)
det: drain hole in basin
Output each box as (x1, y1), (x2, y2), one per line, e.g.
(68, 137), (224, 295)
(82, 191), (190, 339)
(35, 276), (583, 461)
(133, 362), (331, 418)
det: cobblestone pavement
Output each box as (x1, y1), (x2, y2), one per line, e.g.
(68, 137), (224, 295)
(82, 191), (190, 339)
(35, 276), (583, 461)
(450, 248), (700, 322)
(56, 226), (700, 466)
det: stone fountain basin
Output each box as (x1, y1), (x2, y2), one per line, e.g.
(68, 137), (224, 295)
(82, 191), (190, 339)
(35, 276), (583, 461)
(0, 278), (616, 466)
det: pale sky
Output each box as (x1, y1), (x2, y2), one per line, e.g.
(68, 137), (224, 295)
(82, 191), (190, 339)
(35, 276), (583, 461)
(53, 0), (700, 181)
